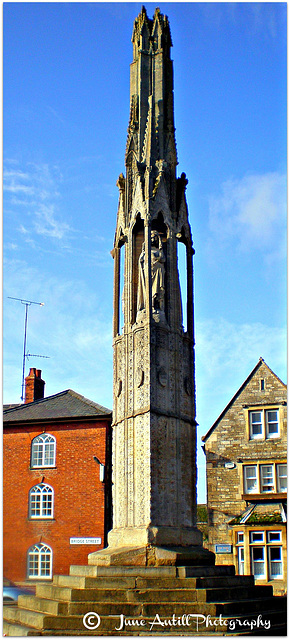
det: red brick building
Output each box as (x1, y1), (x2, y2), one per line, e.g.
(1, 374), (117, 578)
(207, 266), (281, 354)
(3, 369), (112, 585)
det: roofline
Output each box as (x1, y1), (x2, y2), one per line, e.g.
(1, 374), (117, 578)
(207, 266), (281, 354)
(3, 414), (112, 428)
(201, 358), (286, 443)
(3, 388), (112, 416)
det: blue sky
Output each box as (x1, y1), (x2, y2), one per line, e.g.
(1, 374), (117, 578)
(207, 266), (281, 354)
(3, 2), (287, 502)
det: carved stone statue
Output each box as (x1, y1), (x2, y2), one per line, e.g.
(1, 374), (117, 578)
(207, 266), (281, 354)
(151, 231), (165, 315)
(136, 230), (166, 323)
(137, 242), (146, 314)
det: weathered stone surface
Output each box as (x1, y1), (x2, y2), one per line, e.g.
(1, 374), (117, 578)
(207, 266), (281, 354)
(98, 4), (207, 565)
(203, 358), (287, 596)
(89, 545), (214, 567)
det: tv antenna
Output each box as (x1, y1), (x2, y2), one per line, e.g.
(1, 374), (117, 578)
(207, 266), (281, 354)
(8, 297), (49, 401)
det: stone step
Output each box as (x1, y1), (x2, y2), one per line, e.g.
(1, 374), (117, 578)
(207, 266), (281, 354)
(220, 595), (286, 617)
(135, 575), (254, 590)
(83, 565), (178, 577)
(196, 585), (273, 603)
(3, 605), (54, 631)
(55, 573), (254, 591)
(195, 575), (255, 589)
(3, 620), (40, 636)
(53, 574), (137, 589)
(34, 584), (271, 605)
(69, 564), (236, 579)
(18, 594), (69, 616)
(142, 596), (286, 618)
(178, 565), (236, 578)
(3, 609), (286, 637)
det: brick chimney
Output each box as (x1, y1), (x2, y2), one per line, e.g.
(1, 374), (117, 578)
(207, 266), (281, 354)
(25, 368), (45, 404)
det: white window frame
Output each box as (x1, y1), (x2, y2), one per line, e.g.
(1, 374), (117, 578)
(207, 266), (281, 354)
(267, 531), (281, 543)
(29, 483), (54, 519)
(249, 408), (279, 441)
(31, 434), (56, 468)
(268, 546), (283, 579)
(243, 463), (287, 495)
(249, 411), (263, 440)
(277, 464), (287, 493)
(250, 531), (264, 543)
(260, 465), (275, 493)
(248, 530), (284, 581)
(244, 465), (258, 494)
(265, 410), (279, 438)
(251, 545), (266, 579)
(236, 531), (245, 576)
(27, 543), (52, 579)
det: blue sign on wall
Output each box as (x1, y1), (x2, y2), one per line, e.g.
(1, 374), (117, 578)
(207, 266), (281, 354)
(215, 544), (232, 554)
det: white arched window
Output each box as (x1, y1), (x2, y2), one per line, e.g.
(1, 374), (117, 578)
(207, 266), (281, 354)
(27, 543), (52, 579)
(29, 483), (54, 518)
(31, 434), (56, 468)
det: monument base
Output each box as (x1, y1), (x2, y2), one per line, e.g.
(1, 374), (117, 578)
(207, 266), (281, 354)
(109, 524), (204, 547)
(88, 544), (214, 567)
(88, 526), (214, 567)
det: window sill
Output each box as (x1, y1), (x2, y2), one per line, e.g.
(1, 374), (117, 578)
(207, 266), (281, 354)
(28, 518), (56, 522)
(249, 437), (280, 442)
(242, 493), (287, 501)
(30, 466), (57, 470)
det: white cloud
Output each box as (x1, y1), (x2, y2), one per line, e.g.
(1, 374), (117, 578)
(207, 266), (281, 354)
(3, 258), (113, 407)
(34, 203), (70, 239)
(4, 160), (70, 242)
(208, 172), (286, 257)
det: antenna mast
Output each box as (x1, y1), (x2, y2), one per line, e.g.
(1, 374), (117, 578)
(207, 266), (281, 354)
(8, 297), (45, 401)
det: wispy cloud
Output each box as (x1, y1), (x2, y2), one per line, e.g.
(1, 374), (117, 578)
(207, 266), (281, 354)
(207, 172), (286, 260)
(4, 160), (70, 242)
(3, 257), (113, 407)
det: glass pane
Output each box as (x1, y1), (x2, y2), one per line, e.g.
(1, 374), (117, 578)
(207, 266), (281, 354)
(277, 465), (287, 492)
(252, 547), (265, 577)
(270, 562), (282, 576)
(267, 531), (281, 542)
(246, 467), (256, 479)
(245, 467), (257, 493)
(251, 412), (262, 423)
(250, 412), (263, 438)
(266, 410), (279, 437)
(238, 547), (244, 575)
(32, 443), (43, 466)
(253, 561), (265, 576)
(250, 532), (264, 543)
(269, 547), (282, 578)
(270, 547), (281, 561)
(261, 465), (274, 492)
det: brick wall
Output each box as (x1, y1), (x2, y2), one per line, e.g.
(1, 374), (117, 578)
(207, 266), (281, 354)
(3, 420), (111, 583)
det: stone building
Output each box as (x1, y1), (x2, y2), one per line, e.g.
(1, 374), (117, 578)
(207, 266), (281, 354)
(202, 358), (287, 595)
(3, 368), (112, 585)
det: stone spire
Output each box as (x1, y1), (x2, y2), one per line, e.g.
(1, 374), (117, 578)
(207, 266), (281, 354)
(89, 7), (212, 567)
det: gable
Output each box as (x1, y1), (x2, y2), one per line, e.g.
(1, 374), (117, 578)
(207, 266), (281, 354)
(202, 359), (286, 444)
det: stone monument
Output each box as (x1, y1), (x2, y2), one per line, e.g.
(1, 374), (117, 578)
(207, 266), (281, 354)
(89, 5), (212, 567)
